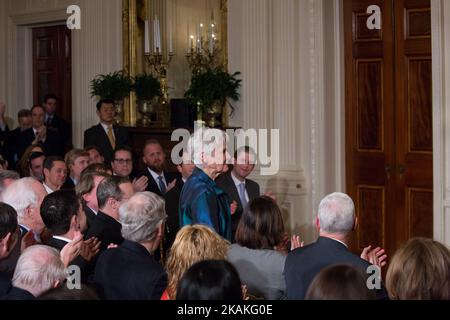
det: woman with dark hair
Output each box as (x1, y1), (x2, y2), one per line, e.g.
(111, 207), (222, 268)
(227, 196), (301, 299)
(176, 259), (243, 300)
(305, 264), (376, 300)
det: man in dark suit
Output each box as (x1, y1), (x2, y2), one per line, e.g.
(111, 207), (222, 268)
(85, 175), (135, 252)
(110, 146), (149, 192)
(284, 192), (388, 300)
(75, 171), (108, 230)
(84, 99), (129, 164)
(40, 189), (99, 282)
(43, 94), (71, 151)
(163, 151), (195, 251)
(93, 192), (167, 300)
(17, 105), (64, 159)
(4, 109), (32, 168)
(0, 102), (10, 162)
(135, 139), (177, 197)
(216, 146), (260, 241)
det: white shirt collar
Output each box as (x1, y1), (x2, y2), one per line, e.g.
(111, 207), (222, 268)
(19, 223), (30, 233)
(231, 171), (245, 187)
(70, 176), (78, 186)
(52, 235), (72, 243)
(43, 182), (54, 194)
(100, 122), (112, 131)
(88, 206), (98, 215)
(100, 122), (115, 137)
(147, 168), (165, 184)
(329, 237), (348, 248)
(19, 224), (40, 242)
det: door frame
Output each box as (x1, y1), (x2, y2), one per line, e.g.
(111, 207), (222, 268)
(7, 10), (67, 127)
(331, 0), (445, 244)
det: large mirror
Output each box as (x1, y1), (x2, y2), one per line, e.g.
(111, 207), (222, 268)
(122, 0), (227, 126)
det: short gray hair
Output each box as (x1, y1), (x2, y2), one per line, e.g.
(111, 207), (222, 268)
(12, 245), (66, 297)
(97, 175), (129, 209)
(318, 192), (355, 234)
(2, 177), (40, 222)
(119, 192), (166, 243)
(187, 128), (227, 169)
(0, 170), (20, 197)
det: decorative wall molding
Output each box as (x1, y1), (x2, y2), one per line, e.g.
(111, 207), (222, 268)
(431, 0), (450, 246)
(2, 0), (123, 148)
(10, 9), (67, 25)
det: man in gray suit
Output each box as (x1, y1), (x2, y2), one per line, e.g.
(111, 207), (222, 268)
(216, 146), (260, 241)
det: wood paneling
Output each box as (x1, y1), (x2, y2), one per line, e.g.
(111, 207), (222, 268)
(357, 186), (385, 248)
(406, 8), (431, 39)
(407, 188), (433, 237)
(407, 57), (432, 152)
(355, 13), (382, 41)
(33, 25), (72, 126)
(345, 0), (432, 257)
(356, 59), (383, 151)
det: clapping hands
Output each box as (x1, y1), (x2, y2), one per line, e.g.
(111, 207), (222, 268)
(360, 245), (388, 268)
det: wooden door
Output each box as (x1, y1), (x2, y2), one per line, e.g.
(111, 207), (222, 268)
(344, 0), (432, 257)
(33, 25), (72, 122)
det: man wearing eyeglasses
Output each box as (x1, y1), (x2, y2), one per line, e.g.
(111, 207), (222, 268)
(111, 146), (148, 192)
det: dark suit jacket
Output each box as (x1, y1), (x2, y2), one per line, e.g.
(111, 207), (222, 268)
(48, 237), (92, 283)
(85, 211), (124, 252)
(17, 127), (64, 158)
(61, 176), (76, 190)
(93, 240), (167, 300)
(46, 114), (70, 139)
(284, 236), (388, 300)
(135, 168), (178, 197)
(83, 124), (129, 164)
(0, 286), (35, 300)
(4, 127), (21, 168)
(216, 172), (260, 241)
(83, 205), (97, 231)
(0, 272), (11, 297)
(0, 124), (9, 161)
(163, 177), (184, 250)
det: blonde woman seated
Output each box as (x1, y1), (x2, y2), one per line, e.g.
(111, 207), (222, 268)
(227, 196), (301, 300)
(386, 237), (450, 300)
(162, 224), (230, 300)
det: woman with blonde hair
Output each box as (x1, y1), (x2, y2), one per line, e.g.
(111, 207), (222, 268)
(162, 224), (230, 300)
(386, 237), (450, 300)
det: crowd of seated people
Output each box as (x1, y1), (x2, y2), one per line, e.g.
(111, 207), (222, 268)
(0, 97), (449, 301)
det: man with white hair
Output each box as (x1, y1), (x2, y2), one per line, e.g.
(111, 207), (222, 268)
(284, 192), (387, 300)
(1, 245), (66, 299)
(2, 177), (47, 242)
(93, 192), (167, 300)
(179, 128), (232, 241)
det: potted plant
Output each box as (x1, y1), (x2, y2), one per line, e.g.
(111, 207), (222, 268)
(184, 68), (242, 127)
(90, 71), (133, 124)
(133, 73), (161, 126)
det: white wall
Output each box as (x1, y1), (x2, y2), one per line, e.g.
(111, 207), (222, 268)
(432, 0), (450, 247)
(0, 0), (123, 147)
